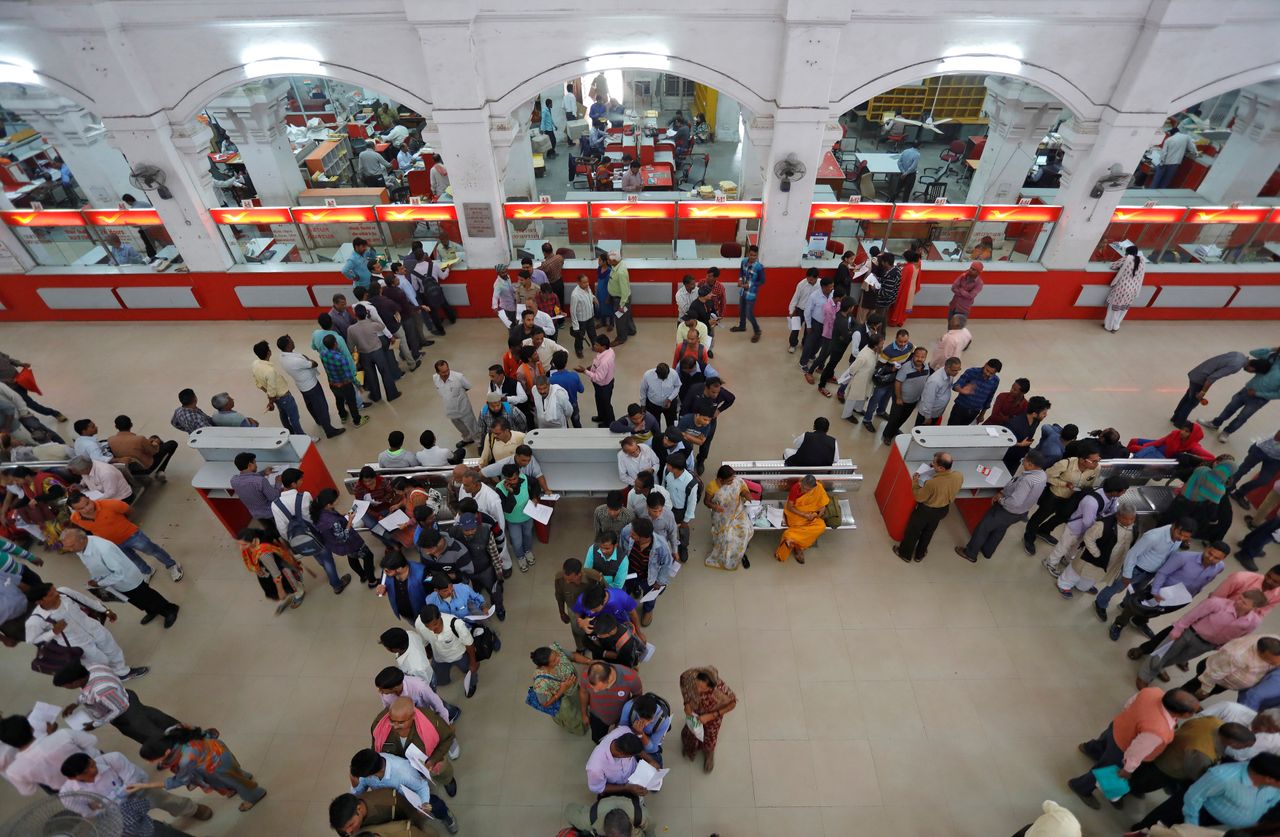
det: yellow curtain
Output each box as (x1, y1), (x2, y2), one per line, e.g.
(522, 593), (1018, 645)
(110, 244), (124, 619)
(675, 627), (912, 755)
(693, 84), (718, 134)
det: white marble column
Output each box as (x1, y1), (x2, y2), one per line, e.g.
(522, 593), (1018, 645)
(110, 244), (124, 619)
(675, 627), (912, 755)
(0, 92), (135, 206)
(755, 111), (843, 265)
(103, 116), (236, 271)
(964, 78), (1063, 204)
(503, 109), (538, 201)
(1197, 82), (1280, 204)
(205, 80), (308, 207)
(423, 110), (518, 267)
(1038, 113), (1170, 269)
(739, 113), (765, 199)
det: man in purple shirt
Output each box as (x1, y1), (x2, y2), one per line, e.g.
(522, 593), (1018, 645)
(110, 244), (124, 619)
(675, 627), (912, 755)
(585, 728), (655, 795)
(1043, 476), (1129, 576)
(374, 666), (460, 727)
(1122, 542), (1232, 657)
(573, 583), (643, 635)
(227, 452), (280, 540)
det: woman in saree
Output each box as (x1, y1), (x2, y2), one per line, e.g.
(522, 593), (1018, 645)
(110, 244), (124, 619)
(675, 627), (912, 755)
(679, 665), (737, 773)
(528, 643), (586, 735)
(774, 474), (829, 564)
(703, 464), (755, 571)
(1, 465), (69, 548)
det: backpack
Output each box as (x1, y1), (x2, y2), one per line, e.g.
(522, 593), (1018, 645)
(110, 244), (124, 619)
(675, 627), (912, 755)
(871, 360), (897, 388)
(451, 615), (497, 661)
(273, 494), (324, 557)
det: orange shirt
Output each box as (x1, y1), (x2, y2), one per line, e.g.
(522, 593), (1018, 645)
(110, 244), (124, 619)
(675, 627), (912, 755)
(70, 499), (138, 544)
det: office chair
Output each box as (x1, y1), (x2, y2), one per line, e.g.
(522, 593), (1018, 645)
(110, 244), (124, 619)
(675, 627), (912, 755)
(556, 247), (576, 259)
(569, 155), (593, 190)
(939, 140), (966, 177)
(719, 242), (743, 258)
(677, 154), (709, 189)
(881, 126), (905, 152)
(912, 167), (946, 202)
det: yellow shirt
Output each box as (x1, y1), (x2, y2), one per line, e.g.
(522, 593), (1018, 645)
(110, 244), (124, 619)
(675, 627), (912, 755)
(912, 469), (963, 508)
(251, 359), (291, 399)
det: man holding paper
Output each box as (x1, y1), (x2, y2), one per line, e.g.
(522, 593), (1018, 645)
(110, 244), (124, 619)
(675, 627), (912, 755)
(348, 748), (459, 834)
(585, 727), (660, 796)
(1115, 542), (1231, 644)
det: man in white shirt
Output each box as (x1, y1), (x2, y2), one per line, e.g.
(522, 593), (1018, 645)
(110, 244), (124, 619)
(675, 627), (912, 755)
(788, 269), (820, 353)
(59, 750), (211, 825)
(384, 123), (410, 149)
(432, 361), (480, 446)
(414, 605), (479, 696)
(639, 364), (682, 431)
(1152, 125), (1198, 189)
(357, 146), (391, 187)
(675, 275), (698, 321)
(617, 437), (660, 486)
(0, 717), (99, 796)
(523, 331), (566, 371)
(416, 429), (457, 468)
(277, 335), (343, 439)
(563, 84), (578, 137)
(71, 420), (112, 463)
(25, 583), (143, 679)
(532, 377), (573, 429)
(379, 626), (435, 684)
(60, 528), (180, 628)
(68, 456), (132, 503)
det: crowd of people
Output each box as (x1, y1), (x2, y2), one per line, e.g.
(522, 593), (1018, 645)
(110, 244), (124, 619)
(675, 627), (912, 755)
(3, 229), (1280, 836)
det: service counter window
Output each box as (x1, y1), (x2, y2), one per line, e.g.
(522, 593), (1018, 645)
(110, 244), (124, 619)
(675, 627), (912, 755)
(373, 204), (463, 267)
(501, 200), (759, 262)
(1089, 206), (1187, 264)
(211, 207), (308, 265)
(881, 203), (977, 261)
(1090, 206), (1280, 265)
(291, 205), (386, 264)
(0, 208), (180, 268)
(957, 204), (1062, 264)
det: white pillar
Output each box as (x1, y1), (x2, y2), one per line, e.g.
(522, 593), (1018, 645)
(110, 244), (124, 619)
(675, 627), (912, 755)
(503, 114), (538, 201)
(964, 78), (1063, 204)
(103, 116), (236, 271)
(0, 93), (135, 206)
(423, 110), (516, 268)
(715, 97), (741, 143)
(1197, 82), (1280, 204)
(206, 80), (308, 207)
(0, 193), (37, 271)
(739, 114), (765, 199)
(756, 110), (842, 265)
(1038, 113), (1169, 269)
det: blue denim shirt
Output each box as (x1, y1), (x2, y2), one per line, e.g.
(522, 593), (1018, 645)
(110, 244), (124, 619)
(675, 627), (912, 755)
(738, 259), (765, 300)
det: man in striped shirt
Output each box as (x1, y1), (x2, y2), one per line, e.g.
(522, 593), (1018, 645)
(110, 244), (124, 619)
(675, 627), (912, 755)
(52, 663), (182, 746)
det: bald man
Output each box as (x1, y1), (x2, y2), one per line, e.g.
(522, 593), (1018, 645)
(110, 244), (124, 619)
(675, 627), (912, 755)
(370, 696), (459, 798)
(894, 452), (963, 564)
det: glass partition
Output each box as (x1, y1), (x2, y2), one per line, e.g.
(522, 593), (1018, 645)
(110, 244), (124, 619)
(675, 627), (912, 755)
(962, 204), (1062, 264)
(886, 203), (977, 259)
(0, 208), (181, 267)
(210, 207), (307, 265)
(1090, 206), (1187, 263)
(1175, 207), (1276, 264)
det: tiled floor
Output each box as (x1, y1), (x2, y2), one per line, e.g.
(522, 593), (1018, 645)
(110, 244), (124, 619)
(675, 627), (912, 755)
(2, 314), (1278, 836)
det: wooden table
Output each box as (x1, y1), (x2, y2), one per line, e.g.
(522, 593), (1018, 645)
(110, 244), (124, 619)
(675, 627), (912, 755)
(816, 149), (845, 199)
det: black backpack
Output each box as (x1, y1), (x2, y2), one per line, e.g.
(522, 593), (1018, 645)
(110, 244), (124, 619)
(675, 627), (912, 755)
(273, 494), (324, 557)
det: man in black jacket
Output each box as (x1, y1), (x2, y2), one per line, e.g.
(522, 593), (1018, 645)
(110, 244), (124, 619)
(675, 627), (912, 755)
(785, 417), (837, 467)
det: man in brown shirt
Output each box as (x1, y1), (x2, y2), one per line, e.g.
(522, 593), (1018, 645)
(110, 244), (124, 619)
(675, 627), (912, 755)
(555, 558), (603, 651)
(539, 241), (566, 307)
(327, 788), (438, 836)
(106, 415), (178, 480)
(895, 452), (964, 563)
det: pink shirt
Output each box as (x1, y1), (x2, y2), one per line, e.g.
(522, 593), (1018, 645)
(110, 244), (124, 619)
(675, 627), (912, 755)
(1212, 572), (1280, 616)
(1172, 596), (1264, 646)
(931, 328), (972, 370)
(1116, 691), (1177, 773)
(378, 674), (449, 719)
(586, 348), (616, 386)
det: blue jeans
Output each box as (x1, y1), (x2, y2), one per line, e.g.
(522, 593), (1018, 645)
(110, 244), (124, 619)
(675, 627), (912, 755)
(1212, 389), (1269, 434)
(119, 530), (176, 571)
(1233, 443), (1280, 499)
(507, 519), (534, 558)
(738, 295), (759, 333)
(274, 392), (305, 436)
(1171, 383), (1202, 425)
(1131, 439), (1169, 459)
(1096, 567), (1155, 613)
(865, 384), (894, 421)
(312, 546), (343, 590)
(1151, 162), (1179, 189)
(431, 655), (470, 685)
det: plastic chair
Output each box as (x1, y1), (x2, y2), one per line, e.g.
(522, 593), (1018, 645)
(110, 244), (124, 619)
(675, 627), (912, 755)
(881, 128), (905, 152)
(556, 247), (576, 259)
(720, 242), (743, 258)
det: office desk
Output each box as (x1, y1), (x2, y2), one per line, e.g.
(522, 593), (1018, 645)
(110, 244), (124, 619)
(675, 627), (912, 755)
(611, 166), (673, 190)
(856, 153), (902, 176)
(816, 150), (845, 199)
(1178, 244), (1224, 264)
(72, 246), (110, 266)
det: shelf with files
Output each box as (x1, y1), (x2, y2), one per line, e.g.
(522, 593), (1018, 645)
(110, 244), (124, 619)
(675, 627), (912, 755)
(866, 76), (990, 124)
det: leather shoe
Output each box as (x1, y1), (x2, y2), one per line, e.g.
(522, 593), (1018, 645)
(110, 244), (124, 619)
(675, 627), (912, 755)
(954, 546), (977, 564)
(162, 607), (180, 629)
(892, 544), (910, 563)
(140, 612), (158, 625)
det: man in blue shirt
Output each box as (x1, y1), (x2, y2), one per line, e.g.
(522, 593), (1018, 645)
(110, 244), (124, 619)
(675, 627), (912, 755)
(423, 574), (486, 620)
(893, 142), (921, 202)
(730, 245), (766, 341)
(548, 349), (585, 428)
(1180, 755), (1280, 828)
(947, 359), (1002, 425)
(348, 748), (458, 833)
(539, 96), (558, 157)
(341, 237), (374, 288)
(1094, 517), (1197, 629)
(104, 233), (145, 266)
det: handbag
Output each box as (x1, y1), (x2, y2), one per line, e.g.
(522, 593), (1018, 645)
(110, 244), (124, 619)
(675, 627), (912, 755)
(31, 626), (84, 675)
(525, 674), (560, 717)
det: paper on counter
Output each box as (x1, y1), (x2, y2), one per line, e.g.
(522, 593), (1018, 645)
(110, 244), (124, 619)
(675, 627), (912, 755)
(523, 500), (553, 524)
(627, 760), (669, 791)
(975, 465), (1002, 487)
(374, 509), (412, 533)
(985, 426), (1001, 437)
(349, 499), (371, 522)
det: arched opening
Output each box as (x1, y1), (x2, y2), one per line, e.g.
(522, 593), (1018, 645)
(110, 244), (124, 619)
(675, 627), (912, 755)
(192, 74), (452, 266)
(825, 73), (1076, 264)
(1093, 85), (1280, 265)
(0, 84), (176, 268)
(500, 68), (753, 263)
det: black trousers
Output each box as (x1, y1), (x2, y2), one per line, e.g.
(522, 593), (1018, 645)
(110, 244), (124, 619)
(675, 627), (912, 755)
(893, 171), (917, 202)
(593, 382), (615, 425)
(572, 319), (597, 356)
(880, 400), (918, 441)
(330, 382), (362, 423)
(127, 440), (178, 477)
(646, 401), (677, 432)
(10, 382), (61, 418)
(359, 348), (400, 401)
(299, 384), (338, 435)
(820, 338), (853, 385)
(798, 325), (824, 367)
(947, 404), (981, 426)
(899, 503), (948, 560)
(1133, 787), (1220, 830)
(467, 565), (505, 613)
(589, 713), (611, 743)
(1024, 493), (1070, 542)
(340, 544), (375, 584)
(121, 581), (177, 617)
(696, 431), (715, 470)
(788, 308), (806, 348)
(113, 690), (181, 744)
(962, 505), (1026, 559)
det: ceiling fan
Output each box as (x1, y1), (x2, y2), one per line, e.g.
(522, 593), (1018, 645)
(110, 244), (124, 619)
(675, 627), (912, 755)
(1176, 96), (1233, 140)
(891, 80), (953, 134)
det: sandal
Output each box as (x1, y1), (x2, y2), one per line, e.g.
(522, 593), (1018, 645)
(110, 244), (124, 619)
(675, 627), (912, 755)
(238, 791), (265, 812)
(803, 372), (815, 385)
(794, 551), (805, 564)
(818, 389), (832, 398)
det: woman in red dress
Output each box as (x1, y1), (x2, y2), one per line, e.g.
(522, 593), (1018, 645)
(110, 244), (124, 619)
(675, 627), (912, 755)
(886, 248), (922, 327)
